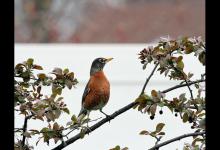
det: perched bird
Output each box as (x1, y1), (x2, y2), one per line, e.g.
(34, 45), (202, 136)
(78, 57), (113, 121)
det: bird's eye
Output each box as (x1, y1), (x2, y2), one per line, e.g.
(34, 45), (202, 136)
(99, 58), (105, 63)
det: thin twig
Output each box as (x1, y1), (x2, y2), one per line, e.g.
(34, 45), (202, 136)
(148, 131), (205, 150)
(184, 79), (194, 100)
(141, 63), (159, 95)
(162, 79), (205, 93)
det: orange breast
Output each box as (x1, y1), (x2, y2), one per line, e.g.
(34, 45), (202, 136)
(83, 71), (110, 110)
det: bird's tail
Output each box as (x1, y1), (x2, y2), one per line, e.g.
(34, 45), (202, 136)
(77, 107), (88, 122)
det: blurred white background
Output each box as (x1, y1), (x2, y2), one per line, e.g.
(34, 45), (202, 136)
(15, 44), (205, 150)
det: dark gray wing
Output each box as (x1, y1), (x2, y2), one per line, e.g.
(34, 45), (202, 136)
(81, 80), (90, 105)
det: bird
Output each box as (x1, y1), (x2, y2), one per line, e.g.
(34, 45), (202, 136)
(77, 57), (113, 122)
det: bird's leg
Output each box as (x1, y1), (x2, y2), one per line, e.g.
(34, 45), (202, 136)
(100, 109), (113, 122)
(85, 112), (91, 133)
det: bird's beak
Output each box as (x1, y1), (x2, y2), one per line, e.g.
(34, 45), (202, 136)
(105, 57), (113, 63)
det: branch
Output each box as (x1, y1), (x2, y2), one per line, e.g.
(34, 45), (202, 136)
(52, 72), (205, 150)
(21, 114), (34, 147)
(141, 63), (159, 95)
(161, 79), (205, 93)
(148, 131), (205, 150)
(184, 79), (194, 100)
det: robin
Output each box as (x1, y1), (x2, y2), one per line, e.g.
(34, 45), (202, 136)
(77, 57), (113, 122)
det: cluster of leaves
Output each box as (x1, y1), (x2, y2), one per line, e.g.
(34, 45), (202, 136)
(138, 36), (205, 80)
(139, 123), (165, 143)
(14, 58), (78, 148)
(135, 37), (205, 149)
(109, 145), (129, 150)
(184, 135), (205, 150)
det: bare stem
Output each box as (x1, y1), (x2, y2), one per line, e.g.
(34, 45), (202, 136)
(141, 63), (159, 95)
(21, 114), (34, 147)
(148, 131), (205, 150)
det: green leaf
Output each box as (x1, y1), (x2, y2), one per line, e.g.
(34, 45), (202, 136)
(155, 123), (165, 133)
(177, 61), (184, 70)
(63, 68), (69, 74)
(183, 112), (189, 123)
(66, 72), (74, 80)
(27, 58), (34, 66)
(71, 115), (77, 123)
(79, 129), (86, 139)
(62, 108), (70, 114)
(177, 56), (183, 62)
(110, 145), (120, 150)
(139, 130), (149, 135)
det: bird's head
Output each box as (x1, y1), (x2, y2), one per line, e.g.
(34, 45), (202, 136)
(90, 57), (113, 75)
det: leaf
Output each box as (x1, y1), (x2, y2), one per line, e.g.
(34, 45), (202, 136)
(54, 137), (60, 144)
(79, 129), (86, 139)
(158, 132), (165, 135)
(37, 109), (45, 117)
(57, 87), (62, 95)
(33, 65), (43, 70)
(188, 72), (194, 79)
(63, 68), (69, 74)
(65, 80), (73, 89)
(150, 131), (156, 137)
(53, 122), (59, 131)
(27, 58), (34, 66)
(54, 109), (61, 119)
(183, 112), (189, 123)
(192, 138), (203, 146)
(177, 56), (183, 62)
(177, 61), (184, 70)
(150, 104), (157, 115)
(66, 121), (72, 126)
(151, 90), (158, 97)
(155, 123), (165, 133)
(179, 93), (186, 101)
(56, 97), (64, 102)
(23, 132), (31, 138)
(121, 147), (129, 150)
(52, 68), (62, 75)
(29, 129), (40, 135)
(45, 112), (55, 122)
(62, 108), (70, 114)
(164, 69), (169, 76)
(110, 145), (120, 150)
(37, 73), (46, 80)
(66, 72), (74, 80)
(71, 115), (77, 123)
(139, 130), (149, 135)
